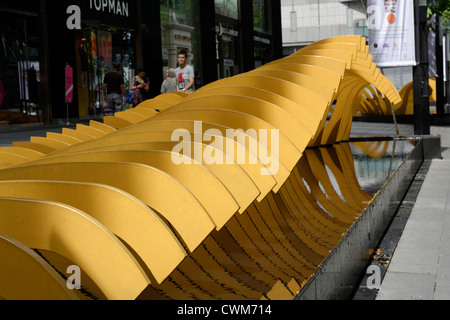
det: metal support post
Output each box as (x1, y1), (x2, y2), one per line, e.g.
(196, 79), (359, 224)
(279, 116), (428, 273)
(413, 0), (431, 135)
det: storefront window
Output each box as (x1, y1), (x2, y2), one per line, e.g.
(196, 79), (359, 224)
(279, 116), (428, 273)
(253, 0), (270, 34)
(253, 0), (271, 68)
(160, 0), (201, 89)
(215, 0), (239, 20)
(75, 27), (136, 117)
(0, 12), (40, 115)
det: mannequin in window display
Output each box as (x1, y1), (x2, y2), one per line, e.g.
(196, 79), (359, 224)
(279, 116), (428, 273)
(79, 41), (89, 88)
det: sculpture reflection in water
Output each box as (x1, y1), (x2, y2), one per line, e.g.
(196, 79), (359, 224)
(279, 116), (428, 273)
(138, 139), (415, 300)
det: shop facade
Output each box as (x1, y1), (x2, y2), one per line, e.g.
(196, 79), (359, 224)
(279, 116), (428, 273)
(0, 1), (43, 119)
(0, 0), (281, 124)
(45, 0), (140, 120)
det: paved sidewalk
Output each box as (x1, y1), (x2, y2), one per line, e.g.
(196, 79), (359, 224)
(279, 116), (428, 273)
(0, 124), (71, 148)
(375, 125), (450, 300)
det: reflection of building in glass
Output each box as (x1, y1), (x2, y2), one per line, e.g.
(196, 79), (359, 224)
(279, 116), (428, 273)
(160, 0), (196, 80)
(214, 0), (239, 20)
(0, 4), (40, 116)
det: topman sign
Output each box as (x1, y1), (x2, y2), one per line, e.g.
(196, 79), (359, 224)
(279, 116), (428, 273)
(89, 0), (130, 17)
(66, 1), (136, 30)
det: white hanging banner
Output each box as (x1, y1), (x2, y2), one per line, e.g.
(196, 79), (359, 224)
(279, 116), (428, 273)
(368, 0), (417, 67)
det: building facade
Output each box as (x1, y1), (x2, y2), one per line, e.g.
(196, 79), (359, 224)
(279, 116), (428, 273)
(280, 0), (416, 92)
(0, 0), (282, 123)
(281, 0), (368, 55)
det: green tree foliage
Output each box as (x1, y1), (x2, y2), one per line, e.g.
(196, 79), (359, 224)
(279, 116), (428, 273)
(428, 0), (450, 27)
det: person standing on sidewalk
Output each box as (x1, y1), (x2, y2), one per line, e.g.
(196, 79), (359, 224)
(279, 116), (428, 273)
(103, 62), (126, 114)
(161, 68), (177, 94)
(130, 68), (150, 107)
(175, 50), (195, 93)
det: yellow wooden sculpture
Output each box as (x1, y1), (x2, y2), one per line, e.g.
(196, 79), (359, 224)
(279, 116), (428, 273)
(0, 36), (403, 300)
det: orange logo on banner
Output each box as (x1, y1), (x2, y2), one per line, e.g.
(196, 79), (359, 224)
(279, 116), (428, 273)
(387, 14), (396, 24)
(384, 0), (397, 24)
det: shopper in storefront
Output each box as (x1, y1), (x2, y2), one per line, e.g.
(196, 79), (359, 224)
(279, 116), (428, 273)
(161, 68), (177, 94)
(103, 62), (126, 115)
(130, 69), (150, 107)
(175, 50), (195, 93)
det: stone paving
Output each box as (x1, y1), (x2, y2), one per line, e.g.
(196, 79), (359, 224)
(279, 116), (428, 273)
(351, 122), (450, 300)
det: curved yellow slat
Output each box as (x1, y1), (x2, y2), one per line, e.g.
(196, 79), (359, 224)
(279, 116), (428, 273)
(351, 141), (391, 159)
(280, 158), (348, 243)
(30, 137), (71, 150)
(103, 116), (133, 129)
(89, 120), (117, 134)
(114, 110), (148, 124)
(152, 108), (301, 173)
(292, 37), (401, 106)
(333, 80), (366, 143)
(196, 75), (329, 119)
(12, 141), (56, 154)
(317, 78), (367, 145)
(302, 43), (358, 57)
(46, 132), (82, 146)
(182, 85), (320, 136)
(152, 95), (183, 107)
(0, 147), (44, 160)
(0, 198), (150, 300)
(49, 126), (278, 201)
(302, 43), (375, 78)
(337, 85), (369, 143)
(63, 141), (261, 211)
(368, 78), (436, 116)
(256, 63), (342, 90)
(168, 91), (189, 99)
(0, 161), (13, 169)
(304, 150), (359, 223)
(0, 180), (186, 284)
(76, 124), (107, 139)
(278, 53), (366, 145)
(318, 147), (369, 209)
(62, 128), (96, 142)
(164, 94), (314, 150)
(0, 151), (31, 165)
(116, 120), (289, 193)
(249, 69), (335, 102)
(0, 162), (215, 252)
(128, 108), (159, 119)
(17, 150), (240, 231)
(335, 143), (373, 202)
(260, 55), (347, 77)
(0, 233), (79, 300)
(310, 35), (364, 51)
(137, 99), (174, 112)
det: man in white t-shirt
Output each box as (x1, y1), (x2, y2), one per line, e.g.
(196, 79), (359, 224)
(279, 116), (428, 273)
(175, 50), (195, 93)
